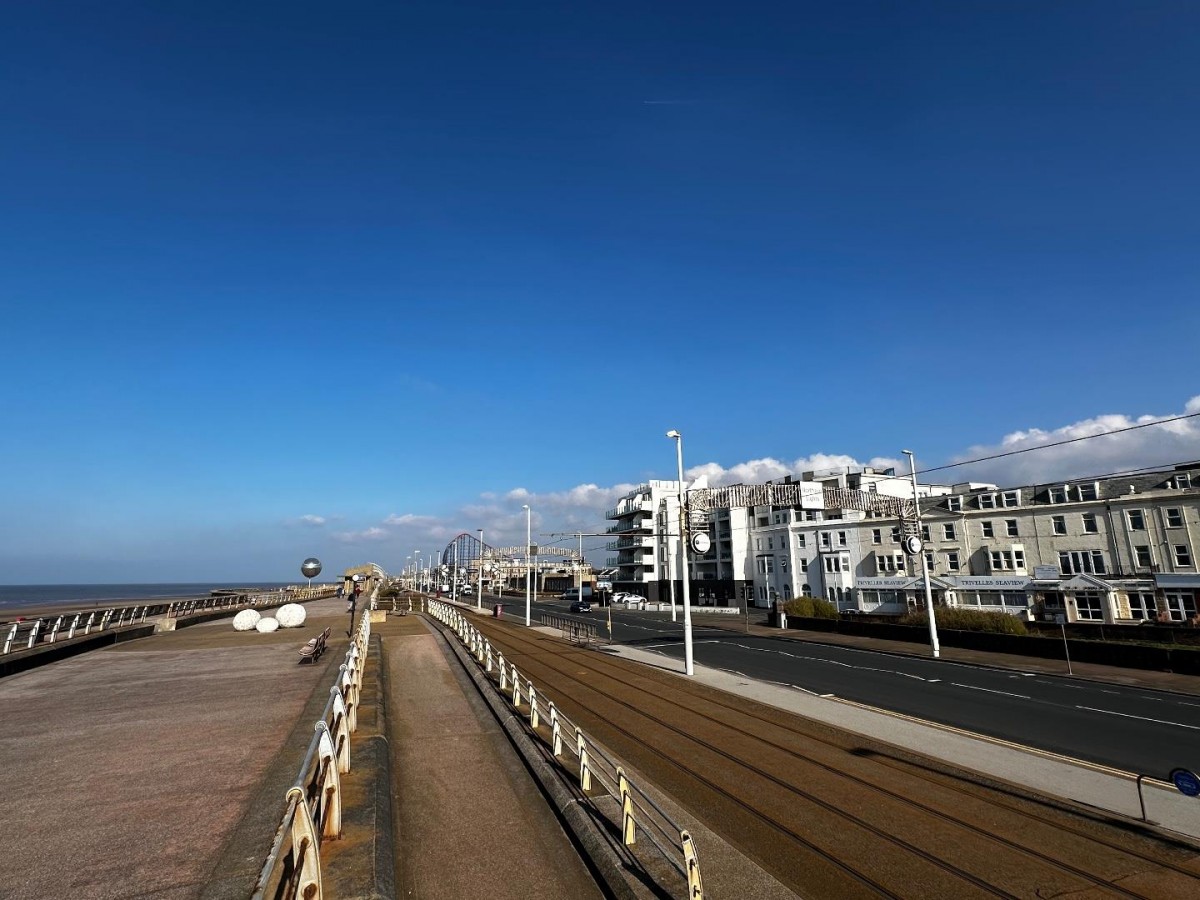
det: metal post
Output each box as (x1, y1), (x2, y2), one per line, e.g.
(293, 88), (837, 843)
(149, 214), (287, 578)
(903, 449), (940, 659)
(477, 529), (484, 610)
(451, 540), (458, 604)
(523, 504), (532, 626)
(1061, 619), (1073, 675)
(667, 430), (694, 676)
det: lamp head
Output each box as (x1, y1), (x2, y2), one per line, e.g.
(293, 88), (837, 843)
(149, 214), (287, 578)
(522, 503), (529, 510)
(666, 429), (681, 439)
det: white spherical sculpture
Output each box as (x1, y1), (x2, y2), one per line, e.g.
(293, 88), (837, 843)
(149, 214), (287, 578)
(276, 603), (307, 628)
(255, 617), (280, 633)
(233, 609), (262, 632)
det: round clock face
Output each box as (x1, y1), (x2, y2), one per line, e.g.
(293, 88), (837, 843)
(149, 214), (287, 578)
(690, 532), (712, 554)
(902, 535), (923, 556)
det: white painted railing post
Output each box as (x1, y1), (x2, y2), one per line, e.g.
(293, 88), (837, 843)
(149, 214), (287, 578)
(485, 643), (493, 673)
(577, 728), (591, 792)
(27, 620), (41, 649)
(529, 686), (539, 729)
(316, 725), (342, 839)
(618, 766), (636, 845)
(499, 655), (508, 690)
(550, 703), (562, 757)
(512, 668), (522, 706)
(83, 612), (96, 635)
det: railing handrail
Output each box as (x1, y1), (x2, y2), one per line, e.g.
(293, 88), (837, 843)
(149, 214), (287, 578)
(429, 599), (703, 897)
(253, 588), (375, 900)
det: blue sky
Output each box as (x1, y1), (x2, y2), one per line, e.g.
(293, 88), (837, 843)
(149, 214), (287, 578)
(3, 2), (1199, 582)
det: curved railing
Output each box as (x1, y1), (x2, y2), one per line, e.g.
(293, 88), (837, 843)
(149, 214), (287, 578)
(429, 599), (704, 899)
(252, 593), (373, 900)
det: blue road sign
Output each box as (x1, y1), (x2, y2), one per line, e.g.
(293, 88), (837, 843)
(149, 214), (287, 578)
(1169, 768), (1200, 797)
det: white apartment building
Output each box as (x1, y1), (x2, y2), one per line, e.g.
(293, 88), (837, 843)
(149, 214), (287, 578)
(752, 463), (1200, 625)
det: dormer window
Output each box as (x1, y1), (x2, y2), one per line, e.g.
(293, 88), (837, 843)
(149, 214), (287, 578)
(1170, 472), (1194, 490)
(1048, 486), (1068, 504)
(946, 496), (962, 512)
(979, 493), (997, 509)
(1077, 483), (1099, 501)
(1001, 490), (1020, 507)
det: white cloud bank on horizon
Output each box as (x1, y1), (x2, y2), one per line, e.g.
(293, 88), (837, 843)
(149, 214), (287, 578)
(330, 397), (1200, 557)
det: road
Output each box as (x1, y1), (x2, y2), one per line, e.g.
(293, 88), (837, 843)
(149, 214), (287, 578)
(513, 594), (1200, 779)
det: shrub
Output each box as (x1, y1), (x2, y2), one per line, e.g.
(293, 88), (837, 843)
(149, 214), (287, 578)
(783, 596), (839, 620)
(901, 608), (1028, 635)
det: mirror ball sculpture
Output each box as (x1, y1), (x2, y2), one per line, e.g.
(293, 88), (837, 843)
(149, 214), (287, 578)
(301, 558), (322, 579)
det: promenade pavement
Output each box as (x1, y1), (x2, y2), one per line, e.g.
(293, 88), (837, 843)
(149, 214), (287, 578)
(0, 597), (355, 899)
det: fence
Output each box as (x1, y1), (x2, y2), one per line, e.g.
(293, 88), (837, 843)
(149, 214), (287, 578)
(2, 589), (336, 658)
(252, 593), (373, 900)
(539, 614), (600, 645)
(429, 599), (704, 899)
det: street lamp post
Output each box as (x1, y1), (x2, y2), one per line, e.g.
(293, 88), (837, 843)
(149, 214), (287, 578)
(903, 449), (941, 659)
(414, 550), (421, 594)
(523, 504), (532, 626)
(477, 529), (484, 610)
(451, 539), (459, 604)
(666, 430), (695, 676)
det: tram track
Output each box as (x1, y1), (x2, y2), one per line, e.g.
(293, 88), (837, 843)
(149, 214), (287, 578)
(471, 616), (1200, 899)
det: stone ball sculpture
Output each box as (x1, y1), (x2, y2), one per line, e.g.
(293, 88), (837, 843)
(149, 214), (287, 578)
(233, 609), (262, 632)
(256, 617), (280, 633)
(301, 557), (322, 579)
(276, 603), (306, 628)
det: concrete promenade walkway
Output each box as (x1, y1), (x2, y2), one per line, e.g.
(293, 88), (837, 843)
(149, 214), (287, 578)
(367, 613), (602, 900)
(0, 597), (353, 899)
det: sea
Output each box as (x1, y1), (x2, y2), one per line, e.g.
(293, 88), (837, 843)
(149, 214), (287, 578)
(0, 583), (307, 613)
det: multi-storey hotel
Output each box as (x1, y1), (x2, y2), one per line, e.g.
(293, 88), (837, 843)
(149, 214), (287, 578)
(605, 462), (1200, 625)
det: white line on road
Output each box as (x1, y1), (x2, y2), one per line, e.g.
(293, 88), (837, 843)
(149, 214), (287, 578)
(1074, 706), (1200, 730)
(949, 683), (1032, 700)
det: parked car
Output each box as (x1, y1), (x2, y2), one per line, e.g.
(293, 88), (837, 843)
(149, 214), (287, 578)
(569, 600), (592, 613)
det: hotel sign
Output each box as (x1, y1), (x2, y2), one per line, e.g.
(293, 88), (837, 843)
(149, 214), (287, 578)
(800, 482), (825, 509)
(856, 577), (913, 589)
(953, 576), (1031, 589)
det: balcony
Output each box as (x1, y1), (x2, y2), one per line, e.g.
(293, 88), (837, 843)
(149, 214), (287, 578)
(606, 499), (656, 520)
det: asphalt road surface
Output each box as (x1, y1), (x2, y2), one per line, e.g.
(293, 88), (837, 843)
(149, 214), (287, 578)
(524, 595), (1200, 779)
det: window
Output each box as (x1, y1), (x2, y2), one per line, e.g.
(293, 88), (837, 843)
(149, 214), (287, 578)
(1175, 545), (1193, 567)
(755, 538), (762, 551)
(1166, 508), (1184, 528)
(1170, 473), (1194, 490)
(1059, 550), (1106, 575)
(838, 531), (847, 547)
(797, 534), (806, 548)
(825, 555), (844, 573)
(1164, 591), (1198, 621)
(768, 537), (774, 550)
(979, 493), (997, 509)
(878, 553), (905, 573)
(1075, 592), (1104, 621)
(1052, 515), (1067, 535)
(1077, 483), (1098, 501)
(1082, 513), (1098, 534)
(804, 510), (819, 521)
(921, 525), (931, 542)
(1006, 519), (1019, 537)
(1135, 545), (1153, 567)
(1001, 490), (1020, 508)
(1127, 509), (1145, 530)
(990, 549), (1025, 571)
(1129, 592), (1156, 621)
(890, 526), (901, 543)
(799, 558), (808, 572)
(924, 551), (935, 571)
(942, 523), (956, 540)
(872, 529), (882, 545)
(981, 521), (994, 538)
(1049, 486), (1068, 504)
(947, 496), (962, 513)
(821, 532), (830, 548)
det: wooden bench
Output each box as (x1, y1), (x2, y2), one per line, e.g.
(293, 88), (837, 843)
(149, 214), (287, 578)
(298, 626), (331, 664)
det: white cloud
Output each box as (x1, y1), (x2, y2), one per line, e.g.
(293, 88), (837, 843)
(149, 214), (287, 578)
(298, 514), (326, 526)
(332, 526), (391, 544)
(946, 396), (1200, 486)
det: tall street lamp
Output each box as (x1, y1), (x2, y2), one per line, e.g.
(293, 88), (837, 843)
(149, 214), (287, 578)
(414, 550), (421, 594)
(522, 504), (532, 626)
(903, 449), (941, 659)
(477, 528), (485, 610)
(666, 430), (695, 676)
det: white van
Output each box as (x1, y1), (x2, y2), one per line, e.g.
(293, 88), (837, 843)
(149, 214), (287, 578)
(560, 586), (594, 601)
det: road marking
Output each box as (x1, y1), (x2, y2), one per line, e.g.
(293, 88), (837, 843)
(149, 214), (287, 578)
(949, 683), (1031, 700)
(1075, 706), (1200, 730)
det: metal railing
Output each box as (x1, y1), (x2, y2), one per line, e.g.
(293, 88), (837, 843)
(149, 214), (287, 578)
(1, 589), (338, 658)
(428, 599), (704, 899)
(253, 589), (374, 900)
(539, 615), (599, 645)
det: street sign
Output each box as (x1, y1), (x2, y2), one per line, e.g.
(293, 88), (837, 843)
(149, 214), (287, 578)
(1170, 768), (1200, 797)
(529, 544), (538, 556)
